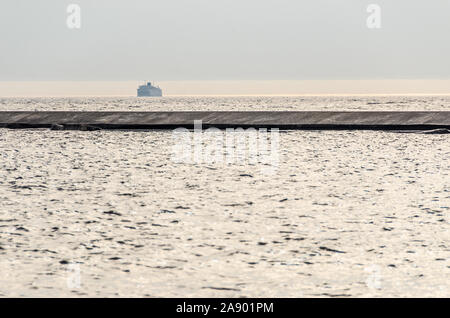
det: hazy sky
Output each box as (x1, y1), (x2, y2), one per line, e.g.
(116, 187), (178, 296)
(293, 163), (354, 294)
(0, 0), (449, 82)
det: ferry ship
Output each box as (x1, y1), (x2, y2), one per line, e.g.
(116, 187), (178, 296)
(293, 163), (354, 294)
(137, 82), (163, 97)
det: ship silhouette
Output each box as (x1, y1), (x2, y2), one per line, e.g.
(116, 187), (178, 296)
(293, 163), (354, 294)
(137, 82), (162, 97)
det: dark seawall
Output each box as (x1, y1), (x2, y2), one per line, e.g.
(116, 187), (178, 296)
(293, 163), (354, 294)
(0, 111), (449, 131)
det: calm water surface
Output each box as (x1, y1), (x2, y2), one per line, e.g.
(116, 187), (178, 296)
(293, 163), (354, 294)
(0, 96), (448, 297)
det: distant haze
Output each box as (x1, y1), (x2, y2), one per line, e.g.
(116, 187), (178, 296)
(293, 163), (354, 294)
(1, 1), (449, 95)
(1, 0), (450, 81)
(1, 80), (450, 97)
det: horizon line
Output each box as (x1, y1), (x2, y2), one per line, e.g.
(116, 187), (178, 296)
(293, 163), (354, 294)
(1, 80), (450, 97)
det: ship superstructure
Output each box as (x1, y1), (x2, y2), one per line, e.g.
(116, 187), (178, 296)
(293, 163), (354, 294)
(137, 82), (162, 97)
